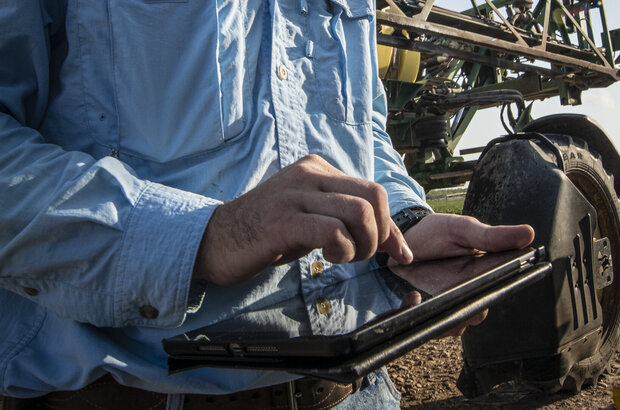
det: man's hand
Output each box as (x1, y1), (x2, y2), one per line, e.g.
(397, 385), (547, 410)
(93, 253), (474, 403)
(402, 213), (535, 261)
(193, 155), (414, 286)
(399, 213), (535, 337)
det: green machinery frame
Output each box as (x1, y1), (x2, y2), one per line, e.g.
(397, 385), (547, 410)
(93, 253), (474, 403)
(377, 0), (620, 189)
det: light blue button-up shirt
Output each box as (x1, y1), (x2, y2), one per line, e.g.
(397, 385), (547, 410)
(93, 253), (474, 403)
(0, 0), (427, 397)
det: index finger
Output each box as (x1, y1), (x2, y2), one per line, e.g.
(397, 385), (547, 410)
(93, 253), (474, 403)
(377, 219), (414, 265)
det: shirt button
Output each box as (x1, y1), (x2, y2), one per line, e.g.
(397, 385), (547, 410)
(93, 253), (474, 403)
(311, 261), (324, 278)
(23, 287), (39, 296)
(317, 298), (331, 315)
(278, 65), (288, 80)
(139, 305), (159, 319)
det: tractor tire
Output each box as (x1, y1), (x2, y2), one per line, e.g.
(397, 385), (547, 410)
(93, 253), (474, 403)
(549, 135), (620, 392)
(458, 133), (620, 396)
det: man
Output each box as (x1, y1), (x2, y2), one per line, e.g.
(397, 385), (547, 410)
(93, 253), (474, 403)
(0, 0), (533, 408)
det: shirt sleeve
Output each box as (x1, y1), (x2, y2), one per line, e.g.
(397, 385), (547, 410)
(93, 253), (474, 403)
(0, 1), (220, 328)
(368, 15), (432, 215)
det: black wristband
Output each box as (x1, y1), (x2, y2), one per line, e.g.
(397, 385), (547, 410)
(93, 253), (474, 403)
(391, 207), (430, 234)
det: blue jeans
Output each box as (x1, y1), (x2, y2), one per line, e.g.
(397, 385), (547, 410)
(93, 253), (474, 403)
(333, 367), (401, 410)
(163, 367), (401, 409)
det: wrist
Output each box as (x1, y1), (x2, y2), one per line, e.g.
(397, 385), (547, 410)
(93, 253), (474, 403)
(192, 204), (225, 283)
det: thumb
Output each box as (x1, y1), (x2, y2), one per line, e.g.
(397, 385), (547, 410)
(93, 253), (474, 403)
(456, 218), (535, 252)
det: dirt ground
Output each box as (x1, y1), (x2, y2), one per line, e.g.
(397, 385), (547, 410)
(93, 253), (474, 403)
(387, 337), (619, 409)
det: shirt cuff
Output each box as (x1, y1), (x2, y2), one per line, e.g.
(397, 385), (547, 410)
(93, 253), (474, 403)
(114, 182), (221, 328)
(384, 182), (433, 216)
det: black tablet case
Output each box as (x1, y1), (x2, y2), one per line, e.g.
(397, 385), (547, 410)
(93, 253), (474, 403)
(164, 248), (551, 382)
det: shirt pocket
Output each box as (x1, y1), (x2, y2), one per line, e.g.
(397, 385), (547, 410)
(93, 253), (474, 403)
(308, 0), (375, 125)
(76, 0), (231, 162)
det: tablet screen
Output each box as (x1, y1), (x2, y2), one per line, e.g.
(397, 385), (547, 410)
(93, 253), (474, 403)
(383, 247), (537, 301)
(165, 247), (541, 360)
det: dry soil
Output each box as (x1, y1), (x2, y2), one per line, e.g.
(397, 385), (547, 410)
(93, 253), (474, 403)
(388, 337), (619, 409)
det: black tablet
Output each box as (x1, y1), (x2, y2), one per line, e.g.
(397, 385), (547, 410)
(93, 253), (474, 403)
(163, 247), (551, 382)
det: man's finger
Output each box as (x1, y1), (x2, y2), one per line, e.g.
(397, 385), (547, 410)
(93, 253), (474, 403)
(377, 220), (414, 265)
(283, 213), (357, 264)
(452, 217), (535, 251)
(298, 192), (379, 261)
(319, 177), (391, 241)
(292, 155), (394, 250)
(439, 309), (489, 338)
(400, 291), (422, 308)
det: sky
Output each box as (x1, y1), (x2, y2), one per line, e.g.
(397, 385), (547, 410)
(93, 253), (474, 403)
(435, 0), (620, 155)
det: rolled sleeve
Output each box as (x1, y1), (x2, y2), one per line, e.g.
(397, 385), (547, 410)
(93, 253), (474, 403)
(115, 182), (220, 327)
(366, 15), (431, 215)
(371, 82), (431, 215)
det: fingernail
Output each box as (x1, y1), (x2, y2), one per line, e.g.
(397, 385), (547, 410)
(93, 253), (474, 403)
(401, 239), (413, 262)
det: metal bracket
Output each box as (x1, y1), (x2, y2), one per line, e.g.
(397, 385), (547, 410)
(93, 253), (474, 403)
(593, 237), (613, 290)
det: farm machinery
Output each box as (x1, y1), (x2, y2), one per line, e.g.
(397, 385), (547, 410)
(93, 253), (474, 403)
(376, 0), (620, 396)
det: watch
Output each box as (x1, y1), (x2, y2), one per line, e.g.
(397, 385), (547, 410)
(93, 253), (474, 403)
(391, 207), (431, 233)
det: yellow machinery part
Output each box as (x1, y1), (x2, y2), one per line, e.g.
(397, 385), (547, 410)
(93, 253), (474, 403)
(397, 49), (420, 83)
(377, 25), (420, 83)
(377, 26), (395, 78)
